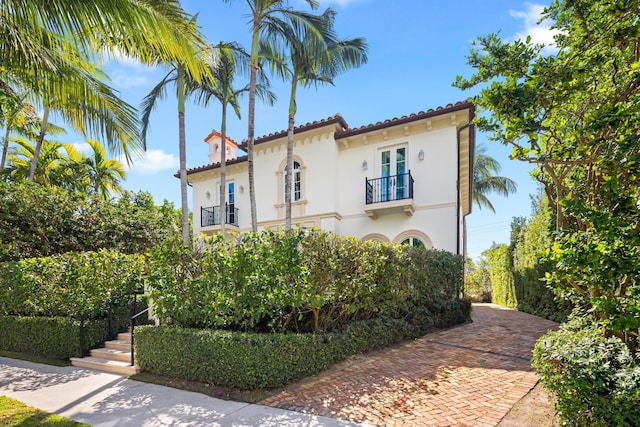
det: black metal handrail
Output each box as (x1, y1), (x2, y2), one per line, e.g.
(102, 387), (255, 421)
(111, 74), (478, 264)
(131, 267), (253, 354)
(130, 306), (150, 366)
(201, 204), (239, 227)
(77, 290), (143, 358)
(365, 171), (414, 204)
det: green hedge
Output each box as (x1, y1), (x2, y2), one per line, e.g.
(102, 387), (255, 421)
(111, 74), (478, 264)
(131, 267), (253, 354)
(533, 319), (640, 426)
(0, 316), (108, 359)
(148, 230), (464, 333)
(0, 250), (145, 317)
(135, 300), (471, 389)
(485, 244), (517, 308)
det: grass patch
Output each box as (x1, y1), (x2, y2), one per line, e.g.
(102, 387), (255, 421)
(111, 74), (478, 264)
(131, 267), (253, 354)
(0, 350), (70, 367)
(0, 396), (90, 427)
(129, 372), (274, 403)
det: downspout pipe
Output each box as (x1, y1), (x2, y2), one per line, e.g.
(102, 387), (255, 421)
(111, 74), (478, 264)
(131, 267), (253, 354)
(456, 110), (476, 259)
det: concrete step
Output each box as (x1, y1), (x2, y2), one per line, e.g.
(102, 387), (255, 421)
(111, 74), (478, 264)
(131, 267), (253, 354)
(117, 332), (132, 342)
(90, 347), (132, 363)
(70, 356), (140, 376)
(105, 340), (131, 351)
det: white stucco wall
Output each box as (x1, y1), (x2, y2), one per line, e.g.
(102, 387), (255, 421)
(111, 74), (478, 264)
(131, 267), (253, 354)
(188, 109), (468, 253)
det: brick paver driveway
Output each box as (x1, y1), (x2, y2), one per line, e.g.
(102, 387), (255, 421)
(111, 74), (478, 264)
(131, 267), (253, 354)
(260, 303), (559, 427)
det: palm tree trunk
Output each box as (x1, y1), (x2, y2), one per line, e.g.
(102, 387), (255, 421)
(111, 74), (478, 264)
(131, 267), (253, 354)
(28, 105), (50, 181)
(1, 127), (10, 170)
(219, 102), (228, 236)
(285, 79), (298, 230)
(248, 24), (260, 233)
(177, 65), (190, 244)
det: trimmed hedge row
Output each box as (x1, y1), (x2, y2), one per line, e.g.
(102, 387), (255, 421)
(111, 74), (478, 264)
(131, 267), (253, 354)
(0, 250), (145, 317)
(533, 319), (640, 426)
(0, 316), (107, 359)
(135, 299), (471, 389)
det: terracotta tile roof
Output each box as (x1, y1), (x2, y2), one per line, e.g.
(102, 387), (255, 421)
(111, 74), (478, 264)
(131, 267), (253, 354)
(238, 114), (349, 150)
(183, 154), (248, 176)
(204, 130), (240, 146)
(335, 101), (474, 139)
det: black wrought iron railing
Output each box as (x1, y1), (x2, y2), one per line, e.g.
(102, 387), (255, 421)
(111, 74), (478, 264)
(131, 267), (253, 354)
(130, 302), (149, 366)
(365, 171), (414, 204)
(201, 204), (239, 227)
(77, 290), (144, 358)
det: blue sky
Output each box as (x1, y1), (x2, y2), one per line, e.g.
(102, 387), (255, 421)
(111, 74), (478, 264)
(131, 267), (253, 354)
(67, 1), (556, 261)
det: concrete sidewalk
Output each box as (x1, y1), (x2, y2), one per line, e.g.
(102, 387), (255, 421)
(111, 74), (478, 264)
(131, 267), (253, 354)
(0, 357), (367, 427)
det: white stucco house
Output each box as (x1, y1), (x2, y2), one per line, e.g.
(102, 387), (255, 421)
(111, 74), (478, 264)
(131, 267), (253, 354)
(185, 101), (475, 255)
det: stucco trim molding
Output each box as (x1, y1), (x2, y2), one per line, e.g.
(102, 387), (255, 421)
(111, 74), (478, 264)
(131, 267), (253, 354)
(361, 233), (391, 243)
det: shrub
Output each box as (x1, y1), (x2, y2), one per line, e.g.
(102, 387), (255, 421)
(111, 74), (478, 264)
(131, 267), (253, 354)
(0, 316), (107, 359)
(0, 250), (145, 317)
(148, 230), (465, 333)
(135, 300), (470, 389)
(533, 319), (640, 426)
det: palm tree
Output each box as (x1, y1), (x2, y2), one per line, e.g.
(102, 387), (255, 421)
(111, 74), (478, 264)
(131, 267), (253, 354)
(0, 90), (40, 169)
(1, 0), (210, 92)
(275, 8), (367, 229)
(4, 136), (126, 199)
(2, 1), (211, 222)
(4, 137), (68, 186)
(140, 63), (191, 243)
(223, 0), (327, 232)
(18, 61), (141, 183)
(191, 42), (275, 235)
(80, 139), (127, 200)
(140, 24), (213, 244)
(473, 145), (517, 212)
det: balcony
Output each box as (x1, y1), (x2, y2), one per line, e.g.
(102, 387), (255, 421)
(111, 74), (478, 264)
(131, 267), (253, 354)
(201, 204), (239, 228)
(364, 172), (415, 219)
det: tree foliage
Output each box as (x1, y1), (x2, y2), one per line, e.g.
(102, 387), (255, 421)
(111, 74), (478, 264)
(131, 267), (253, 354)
(456, 0), (640, 352)
(0, 181), (181, 261)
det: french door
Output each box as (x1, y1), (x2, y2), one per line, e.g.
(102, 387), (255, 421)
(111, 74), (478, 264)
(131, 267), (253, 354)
(380, 146), (407, 201)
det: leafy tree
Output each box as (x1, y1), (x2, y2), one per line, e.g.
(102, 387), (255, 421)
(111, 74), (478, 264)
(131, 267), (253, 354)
(473, 145), (517, 213)
(455, 0), (640, 351)
(464, 257), (491, 302)
(0, 181), (181, 261)
(223, 0), (327, 232)
(484, 243), (516, 308)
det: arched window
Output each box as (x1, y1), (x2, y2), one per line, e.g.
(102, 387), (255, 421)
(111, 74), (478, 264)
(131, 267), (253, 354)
(284, 161), (301, 201)
(401, 237), (425, 248)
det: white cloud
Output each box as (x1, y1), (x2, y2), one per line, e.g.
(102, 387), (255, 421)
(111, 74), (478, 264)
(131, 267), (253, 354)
(70, 142), (92, 153)
(510, 2), (560, 53)
(111, 70), (151, 89)
(124, 149), (179, 175)
(106, 48), (153, 89)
